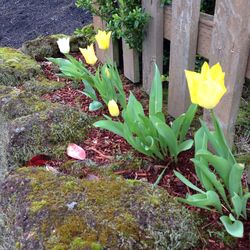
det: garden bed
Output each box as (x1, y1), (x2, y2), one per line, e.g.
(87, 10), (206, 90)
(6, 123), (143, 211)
(23, 52), (250, 250)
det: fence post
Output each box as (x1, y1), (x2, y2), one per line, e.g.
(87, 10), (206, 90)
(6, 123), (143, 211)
(167, 0), (201, 117)
(93, 15), (119, 65)
(122, 39), (140, 83)
(204, 0), (250, 146)
(142, 0), (164, 93)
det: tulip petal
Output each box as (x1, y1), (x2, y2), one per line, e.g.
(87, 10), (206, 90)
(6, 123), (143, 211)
(210, 63), (223, 81)
(67, 143), (86, 160)
(185, 70), (200, 104)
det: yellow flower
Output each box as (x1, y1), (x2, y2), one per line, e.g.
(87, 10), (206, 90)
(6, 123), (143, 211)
(79, 44), (98, 65)
(108, 100), (120, 117)
(104, 67), (111, 78)
(95, 30), (112, 50)
(185, 62), (227, 109)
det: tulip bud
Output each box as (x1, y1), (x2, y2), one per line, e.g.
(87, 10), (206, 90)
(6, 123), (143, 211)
(105, 67), (111, 78)
(108, 100), (120, 117)
(57, 37), (70, 54)
(79, 44), (98, 65)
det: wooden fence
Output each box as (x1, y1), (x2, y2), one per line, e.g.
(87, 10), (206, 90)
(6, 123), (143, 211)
(93, 0), (250, 146)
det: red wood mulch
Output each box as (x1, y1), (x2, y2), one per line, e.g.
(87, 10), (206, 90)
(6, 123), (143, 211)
(27, 54), (250, 250)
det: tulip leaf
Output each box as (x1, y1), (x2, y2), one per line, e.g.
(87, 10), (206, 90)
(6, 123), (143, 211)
(174, 170), (205, 194)
(149, 64), (162, 116)
(231, 193), (243, 219)
(181, 191), (222, 213)
(171, 114), (185, 137)
(178, 139), (193, 153)
(195, 149), (231, 187)
(94, 120), (124, 138)
(89, 101), (103, 111)
(194, 127), (208, 154)
(179, 104), (197, 142)
(220, 215), (243, 238)
(82, 80), (98, 101)
(228, 163), (244, 197)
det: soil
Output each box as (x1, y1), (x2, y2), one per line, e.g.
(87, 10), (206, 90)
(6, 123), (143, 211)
(0, 0), (92, 48)
(23, 53), (250, 250)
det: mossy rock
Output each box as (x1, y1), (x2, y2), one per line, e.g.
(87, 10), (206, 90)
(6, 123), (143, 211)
(0, 47), (42, 86)
(21, 33), (91, 61)
(0, 167), (200, 250)
(0, 87), (49, 120)
(23, 76), (65, 95)
(0, 100), (91, 181)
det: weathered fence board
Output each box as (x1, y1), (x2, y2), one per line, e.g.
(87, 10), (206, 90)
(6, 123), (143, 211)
(163, 6), (250, 79)
(142, 0), (164, 93)
(168, 0), (201, 117)
(204, 0), (250, 146)
(93, 15), (119, 65)
(122, 39), (140, 83)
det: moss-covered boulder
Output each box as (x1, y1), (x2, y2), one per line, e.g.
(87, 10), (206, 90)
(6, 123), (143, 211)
(23, 76), (65, 95)
(21, 33), (91, 61)
(0, 48), (42, 86)
(0, 86), (91, 181)
(0, 167), (200, 250)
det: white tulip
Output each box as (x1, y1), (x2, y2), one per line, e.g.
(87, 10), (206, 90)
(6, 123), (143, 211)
(57, 37), (70, 54)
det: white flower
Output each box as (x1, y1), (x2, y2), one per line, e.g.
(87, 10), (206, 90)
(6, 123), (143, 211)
(57, 37), (70, 54)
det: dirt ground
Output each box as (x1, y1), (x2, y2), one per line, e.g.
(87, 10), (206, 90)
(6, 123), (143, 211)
(0, 0), (92, 48)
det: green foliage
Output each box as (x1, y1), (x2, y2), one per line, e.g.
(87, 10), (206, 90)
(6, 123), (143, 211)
(175, 112), (250, 238)
(47, 55), (126, 111)
(94, 64), (197, 161)
(74, 24), (96, 44)
(76, 0), (149, 51)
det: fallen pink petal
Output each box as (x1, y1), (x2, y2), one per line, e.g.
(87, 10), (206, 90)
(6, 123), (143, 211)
(66, 143), (86, 160)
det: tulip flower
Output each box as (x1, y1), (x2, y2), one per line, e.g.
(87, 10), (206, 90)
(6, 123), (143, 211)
(95, 30), (112, 50)
(105, 67), (111, 78)
(57, 37), (70, 54)
(185, 62), (227, 109)
(108, 99), (120, 117)
(79, 44), (98, 65)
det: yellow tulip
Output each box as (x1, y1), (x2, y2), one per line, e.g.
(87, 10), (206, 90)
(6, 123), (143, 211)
(108, 100), (120, 117)
(185, 62), (227, 109)
(79, 44), (97, 65)
(104, 67), (111, 78)
(95, 30), (112, 50)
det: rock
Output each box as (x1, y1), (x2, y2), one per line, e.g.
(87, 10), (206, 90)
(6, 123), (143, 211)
(21, 32), (92, 61)
(0, 167), (200, 250)
(0, 86), (91, 181)
(23, 76), (65, 95)
(0, 48), (42, 86)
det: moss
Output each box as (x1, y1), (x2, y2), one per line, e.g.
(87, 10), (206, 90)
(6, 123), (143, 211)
(30, 200), (48, 213)
(0, 90), (49, 120)
(23, 76), (65, 95)
(0, 47), (42, 86)
(1, 167), (200, 249)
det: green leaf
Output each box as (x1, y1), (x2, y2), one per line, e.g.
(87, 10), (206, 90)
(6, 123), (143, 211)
(220, 215), (243, 238)
(171, 114), (185, 137)
(196, 149), (231, 187)
(89, 101), (103, 111)
(229, 163), (244, 197)
(193, 159), (230, 207)
(186, 191), (222, 213)
(94, 120), (124, 138)
(149, 64), (162, 116)
(178, 139), (193, 153)
(231, 193), (243, 219)
(83, 80), (98, 101)
(174, 170), (205, 194)
(194, 127), (208, 154)
(179, 104), (197, 142)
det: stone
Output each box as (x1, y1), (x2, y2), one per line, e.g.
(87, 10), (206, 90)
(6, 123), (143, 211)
(0, 86), (91, 181)
(23, 76), (65, 95)
(0, 167), (200, 250)
(0, 48), (42, 86)
(21, 33), (92, 61)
